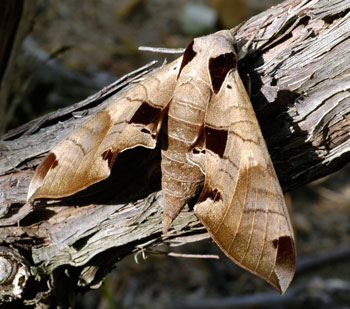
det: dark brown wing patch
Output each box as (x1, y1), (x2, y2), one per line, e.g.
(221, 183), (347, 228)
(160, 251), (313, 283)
(209, 52), (237, 94)
(204, 126), (228, 158)
(130, 101), (162, 125)
(275, 236), (295, 270)
(199, 187), (222, 203)
(178, 40), (196, 78)
(101, 149), (115, 169)
(38, 152), (58, 174)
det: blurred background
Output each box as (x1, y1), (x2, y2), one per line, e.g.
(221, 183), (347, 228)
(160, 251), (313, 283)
(1, 0), (349, 308)
(1, 0), (285, 131)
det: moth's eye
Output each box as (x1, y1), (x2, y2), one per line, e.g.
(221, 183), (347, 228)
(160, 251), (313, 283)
(209, 52), (237, 94)
(227, 84), (232, 89)
(178, 40), (196, 78)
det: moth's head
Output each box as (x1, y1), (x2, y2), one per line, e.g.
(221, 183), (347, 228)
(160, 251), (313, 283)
(198, 32), (238, 94)
(193, 31), (237, 59)
(178, 31), (238, 94)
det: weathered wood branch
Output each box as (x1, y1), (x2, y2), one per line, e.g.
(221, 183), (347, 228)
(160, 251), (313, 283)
(0, 0), (36, 134)
(1, 0), (349, 305)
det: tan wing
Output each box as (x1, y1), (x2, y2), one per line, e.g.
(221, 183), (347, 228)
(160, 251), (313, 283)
(188, 69), (296, 294)
(28, 58), (182, 200)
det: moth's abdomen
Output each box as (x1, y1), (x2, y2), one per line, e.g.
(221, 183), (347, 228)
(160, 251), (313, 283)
(160, 79), (209, 232)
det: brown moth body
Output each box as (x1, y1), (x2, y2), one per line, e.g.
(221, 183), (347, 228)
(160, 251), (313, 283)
(28, 30), (296, 294)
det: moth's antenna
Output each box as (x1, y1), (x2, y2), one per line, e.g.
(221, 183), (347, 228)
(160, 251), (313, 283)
(138, 46), (185, 54)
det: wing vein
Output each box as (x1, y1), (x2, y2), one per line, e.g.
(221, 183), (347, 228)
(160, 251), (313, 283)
(213, 135), (242, 236)
(227, 156), (249, 251)
(240, 181), (258, 263)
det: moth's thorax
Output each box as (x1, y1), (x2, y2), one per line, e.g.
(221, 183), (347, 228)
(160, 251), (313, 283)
(167, 79), (210, 142)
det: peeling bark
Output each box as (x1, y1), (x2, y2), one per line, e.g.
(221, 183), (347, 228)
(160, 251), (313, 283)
(0, 0), (349, 305)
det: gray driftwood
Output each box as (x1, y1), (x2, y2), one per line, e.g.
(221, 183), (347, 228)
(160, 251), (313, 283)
(0, 0), (349, 306)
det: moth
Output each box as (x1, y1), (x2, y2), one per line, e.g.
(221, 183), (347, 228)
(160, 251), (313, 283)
(28, 30), (296, 294)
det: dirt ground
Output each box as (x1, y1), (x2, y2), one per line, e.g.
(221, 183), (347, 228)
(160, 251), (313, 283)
(6, 0), (350, 308)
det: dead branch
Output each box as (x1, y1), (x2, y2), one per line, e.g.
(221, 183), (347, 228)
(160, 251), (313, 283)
(0, 0), (349, 306)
